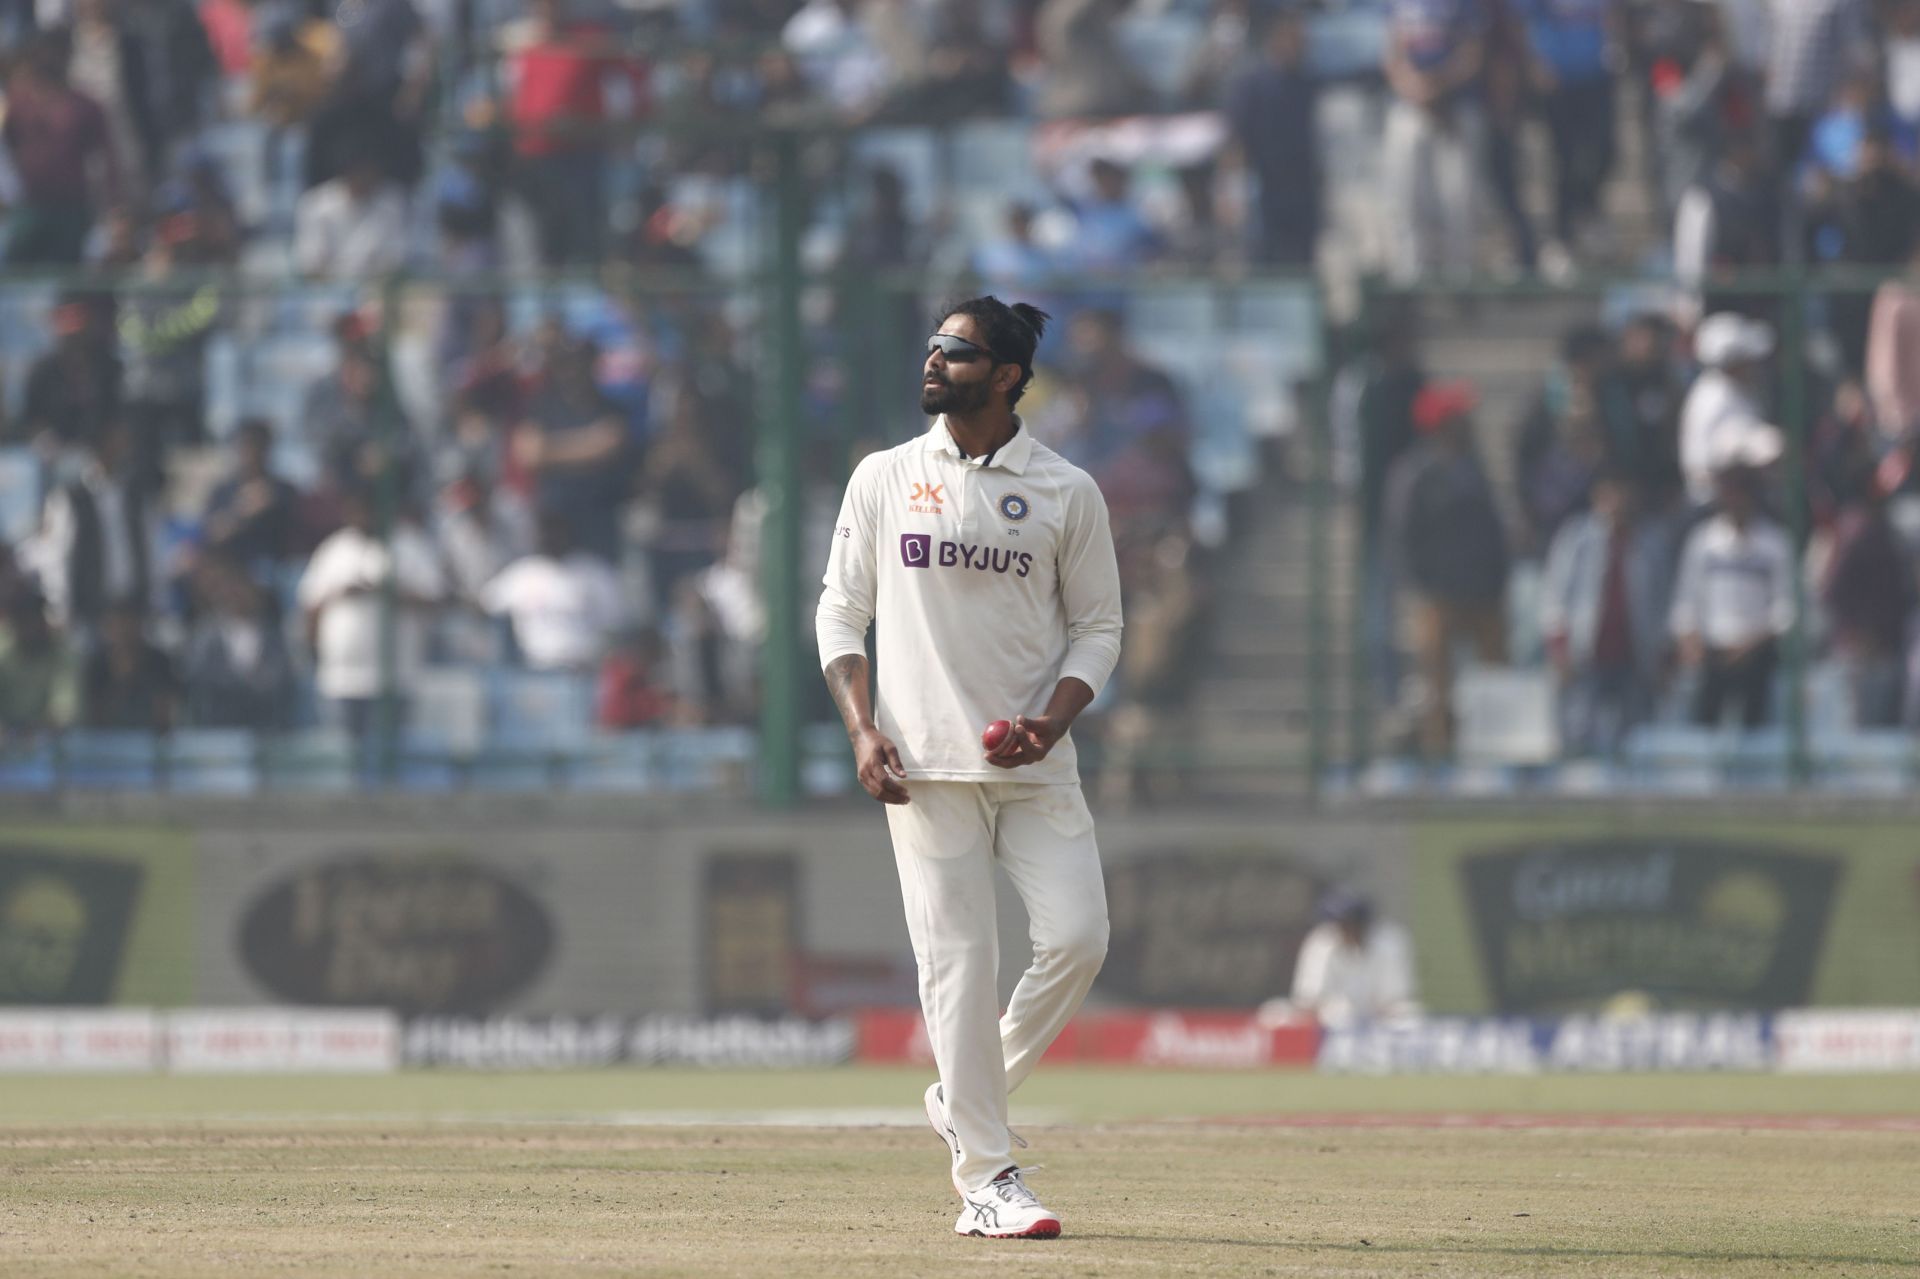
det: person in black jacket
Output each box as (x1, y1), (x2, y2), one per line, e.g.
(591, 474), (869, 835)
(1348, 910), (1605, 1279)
(1384, 381), (1511, 757)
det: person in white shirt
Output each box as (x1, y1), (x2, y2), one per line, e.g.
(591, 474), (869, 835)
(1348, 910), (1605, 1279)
(293, 153), (409, 280)
(816, 296), (1122, 1241)
(1670, 463), (1796, 728)
(482, 513), (626, 671)
(296, 489), (447, 736)
(1677, 313), (1774, 506)
(1280, 890), (1421, 1029)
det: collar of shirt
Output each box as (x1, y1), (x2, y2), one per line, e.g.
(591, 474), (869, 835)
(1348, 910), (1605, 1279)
(922, 414), (1032, 474)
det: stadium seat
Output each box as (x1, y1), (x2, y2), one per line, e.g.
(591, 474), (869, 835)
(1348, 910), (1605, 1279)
(413, 667), (488, 757)
(1455, 666), (1559, 765)
(567, 731), (663, 793)
(164, 729), (259, 796)
(60, 731), (162, 790)
(259, 729), (356, 793)
(487, 669), (594, 749)
(0, 740), (55, 792)
(1621, 725), (1722, 793)
(1811, 729), (1914, 794)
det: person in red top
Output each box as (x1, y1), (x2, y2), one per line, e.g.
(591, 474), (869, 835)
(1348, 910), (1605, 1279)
(509, 0), (646, 264)
(3, 32), (118, 266)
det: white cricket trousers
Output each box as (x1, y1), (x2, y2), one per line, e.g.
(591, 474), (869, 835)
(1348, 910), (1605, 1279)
(885, 780), (1109, 1192)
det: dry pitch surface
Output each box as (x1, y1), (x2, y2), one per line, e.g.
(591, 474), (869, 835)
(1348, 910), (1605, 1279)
(2, 1069), (1917, 1278)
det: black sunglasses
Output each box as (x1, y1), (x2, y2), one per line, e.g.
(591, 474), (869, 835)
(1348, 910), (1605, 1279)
(926, 333), (993, 363)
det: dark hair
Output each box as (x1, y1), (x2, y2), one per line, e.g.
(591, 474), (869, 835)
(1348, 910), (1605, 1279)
(1561, 323), (1612, 366)
(938, 296), (1051, 405)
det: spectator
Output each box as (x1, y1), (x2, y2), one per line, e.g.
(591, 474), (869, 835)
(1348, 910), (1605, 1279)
(513, 337), (633, 563)
(1046, 309), (1186, 473)
(3, 31), (118, 266)
(1519, 0), (1619, 269)
(848, 165), (919, 269)
(433, 133), (542, 277)
(1678, 312), (1774, 505)
(596, 625), (677, 729)
(1674, 128), (1781, 321)
(640, 389), (743, 605)
(1514, 325), (1626, 552)
(1540, 470), (1676, 756)
(29, 421), (152, 636)
(1614, 312), (1686, 498)
(70, 0), (152, 194)
(296, 488), (446, 737)
(435, 467), (534, 609)
(1646, 0), (1754, 218)
(10, 296), (121, 450)
(1820, 464), (1913, 727)
(182, 556), (295, 730)
(1670, 461), (1794, 728)
(1383, 382), (1510, 757)
(117, 0), (218, 176)
(1866, 231), (1920, 445)
(506, 0), (642, 265)
(483, 512), (626, 672)
(971, 202), (1055, 284)
(293, 151), (409, 280)
(782, 0), (890, 116)
(1069, 159), (1163, 274)
(301, 328), (414, 498)
(1381, 0), (1489, 281)
(121, 211), (227, 463)
(249, 5), (340, 130)
(0, 589), (78, 741)
(200, 419), (299, 575)
(1034, 0), (1153, 120)
(1224, 7), (1321, 268)
(1767, 0), (1870, 173)
(1264, 890), (1421, 1029)
(1821, 125), (1920, 371)
(305, 0), (431, 188)
(81, 598), (179, 732)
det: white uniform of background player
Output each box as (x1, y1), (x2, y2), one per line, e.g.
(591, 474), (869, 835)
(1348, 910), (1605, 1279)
(816, 299), (1122, 1240)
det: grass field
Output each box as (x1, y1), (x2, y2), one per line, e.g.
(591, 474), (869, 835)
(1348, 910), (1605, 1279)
(3, 1069), (1917, 1277)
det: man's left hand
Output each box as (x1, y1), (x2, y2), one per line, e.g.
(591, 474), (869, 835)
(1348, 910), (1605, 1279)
(985, 714), (1064, 769)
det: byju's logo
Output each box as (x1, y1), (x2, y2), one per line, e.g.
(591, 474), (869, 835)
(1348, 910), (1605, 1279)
(900, 533), (932, 567)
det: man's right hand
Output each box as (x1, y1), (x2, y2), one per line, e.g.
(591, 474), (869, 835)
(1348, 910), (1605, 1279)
(852, 728), (910, 805)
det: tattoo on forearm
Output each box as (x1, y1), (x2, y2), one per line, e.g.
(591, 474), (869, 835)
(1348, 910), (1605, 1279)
(824, 654), (869, 731)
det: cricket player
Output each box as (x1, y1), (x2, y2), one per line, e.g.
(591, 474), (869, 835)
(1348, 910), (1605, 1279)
(815, 296), (1123, 1240)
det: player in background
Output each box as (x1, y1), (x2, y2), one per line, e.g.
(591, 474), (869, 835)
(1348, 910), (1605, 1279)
(815, 296), (1123, 1240)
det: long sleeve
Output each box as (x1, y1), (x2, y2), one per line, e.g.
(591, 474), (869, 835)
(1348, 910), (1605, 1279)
(1053, 474), (1123, 697)
(815, 455), (881, 669)
(1669, 527), (1705, 638)
(1290, 924), (1335, 1007)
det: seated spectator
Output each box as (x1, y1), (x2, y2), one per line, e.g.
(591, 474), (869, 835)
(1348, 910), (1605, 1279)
(296, 488), (446, 737)
(1261, 890), (1421, 1029)
(513, 336), (634, 563)
(1068, 159), (1163, 274)
(9, 296), (122, 450)
(302, 327), (417, 498)
(1540, 470), (1677, 757)
(294, 152), (409, 280)
(1042, 309), (1186, 472)
(596, 625), (678, 729)
(433, 133), (542, 278)
(200, 419), (299, 576)
(1670, 461), (1794, 728)
(0, 589), (78, 741)
(1035, 0), (1152, 120)
(1384, 382), (1510, 758)
(183, 556), (295, 731)
(1679, 312), (1774, 505)
(3, 31), (118, 266)
(482, 513), (624, 672)
(970, 202), (1055, 286)
(1820, 463), (1913, 727)
(1224, 7), (1321, 268)
(82, 599), (179, 733)
(27, 421), (152, 637)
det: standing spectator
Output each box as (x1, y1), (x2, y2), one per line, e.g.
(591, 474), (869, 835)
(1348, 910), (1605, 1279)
(1224, 8), (1321, 268)
(294, 152), (410, 280)
(29, 422), (151, 637)
(1821, 126), (1920, 372)
(1820, 466), (1913, 726)
(249, 6), (340, 130)
(69, 0), (151, 194)
(301, 330), (415, 498)
(1384, 382), (1511, 757)
(1513, 325), (1627, 552)
(121, 211), (226, 462)
(435, 468), (534, 610)
(596, 625), (677, 729)
(1670, 463), (1795, 728)
(1767, 0), (1870, 173)
(200, 419), (300, 576)
(1035, 0), (1153, 120)
(1540, 470), (1676, 756)
(1520, 0), (1619, 270)
(81, 599), (179, 732)
(432, 133), (542, 277)
(3, 32), (118, 266)
(9, 296), (121, 450)
(1265, 890), (1421, 1029)
(305, 0), (431, 188)
(782, 0), (890, 117)
(183, 556), (295, 730)
(1646, 0), (1754, 219)
(1068, 159), (1163, 274)
(118, 0), (218, 175)
(506, 0), (642, 265)
(296, 488), (446, 737)
(512, 337), (634, 563)
(0, 590), (78, 741)
(1678, 312), (1774, 505)
(482, 513), (626, 672)
(1674, 129), (1781, 321)
(1381, 0), (1489, 282)
(640, 390), (743, 606)
(1866, 233), (1920, 445)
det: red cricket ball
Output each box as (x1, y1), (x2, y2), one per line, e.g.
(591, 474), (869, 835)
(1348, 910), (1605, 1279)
(982, 719), (1013, 752)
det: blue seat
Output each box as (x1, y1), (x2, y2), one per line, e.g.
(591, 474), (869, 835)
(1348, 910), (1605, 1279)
(488, 669), (594, 749)
(568, 731), (663, 793)
(61, 731), (161, 790)
(259, 729), (355, 793)
(165, 730), (259, 796)
(1812, 730), (1914, 794)
(0, 740), (56, 792)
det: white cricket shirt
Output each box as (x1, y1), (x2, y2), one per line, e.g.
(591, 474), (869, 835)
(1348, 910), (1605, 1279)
(816, 417), (1124, 784)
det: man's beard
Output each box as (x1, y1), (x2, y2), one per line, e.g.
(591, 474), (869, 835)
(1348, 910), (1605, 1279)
(921, 375), (990, 416)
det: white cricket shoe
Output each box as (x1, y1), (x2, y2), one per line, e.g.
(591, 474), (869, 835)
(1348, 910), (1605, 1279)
(924, 1081), (1029, 1197)
(955, 1166), (1061, 1239)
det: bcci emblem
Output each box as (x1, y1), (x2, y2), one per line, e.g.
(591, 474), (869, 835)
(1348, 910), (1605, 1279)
(998, 492), (1031, 523)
